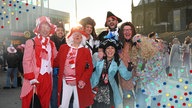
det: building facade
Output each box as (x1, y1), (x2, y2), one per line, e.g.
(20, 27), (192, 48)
(0, 0), (69, 46)
(132, 0), (192, 34)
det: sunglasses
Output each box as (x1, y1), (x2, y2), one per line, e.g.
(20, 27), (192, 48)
(133, 39), (141, 46)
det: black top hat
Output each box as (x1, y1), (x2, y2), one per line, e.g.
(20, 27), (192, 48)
(105, 11), (122, 27)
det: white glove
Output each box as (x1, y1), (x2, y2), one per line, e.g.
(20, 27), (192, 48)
(29, 79), (39, 85)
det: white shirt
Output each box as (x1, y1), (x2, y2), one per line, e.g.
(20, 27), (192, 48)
(40, 43), (52, 75)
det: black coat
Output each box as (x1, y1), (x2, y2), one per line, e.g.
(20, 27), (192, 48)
(6, 53), (19, 68)
(97, 28), (120, 42)
(97, 31), (109, 42)
(50, 35), (66, 51)
(17, 50), (24, 73)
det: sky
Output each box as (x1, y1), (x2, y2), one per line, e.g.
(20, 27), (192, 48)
(49, 0), (141, 28)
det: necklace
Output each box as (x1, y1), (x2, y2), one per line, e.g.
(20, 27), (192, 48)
(102, 59), (112, 84)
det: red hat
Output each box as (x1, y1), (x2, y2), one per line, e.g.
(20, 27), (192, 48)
(33, 16), (57, 36)
(67, 26), (89, 39)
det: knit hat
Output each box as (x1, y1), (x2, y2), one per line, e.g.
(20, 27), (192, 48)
(33, 16), (57, 36)
(105, 11), (122, 27)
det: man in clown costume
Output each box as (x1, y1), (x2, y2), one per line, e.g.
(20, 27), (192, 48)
(55, 26), (94, 108)
(20, 16), (58, 108)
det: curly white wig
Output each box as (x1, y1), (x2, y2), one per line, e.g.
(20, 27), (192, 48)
(66, 32), (87, 47)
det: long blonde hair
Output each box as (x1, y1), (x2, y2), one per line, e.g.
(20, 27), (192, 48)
(131, 34), (158, 65)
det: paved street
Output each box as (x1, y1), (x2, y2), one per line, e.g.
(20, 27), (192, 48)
(0, 68), (192, 108)
(0, 69), (21, 108)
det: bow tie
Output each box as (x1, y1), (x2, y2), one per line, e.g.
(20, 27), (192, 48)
(104, 32), (115, 39)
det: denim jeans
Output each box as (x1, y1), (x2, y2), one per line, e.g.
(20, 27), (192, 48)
(51, 74), (58, 108)
(51, 68), (59, 108)
(6, 68), (18, 87)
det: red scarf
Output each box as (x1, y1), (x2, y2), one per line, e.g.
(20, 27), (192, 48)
(68, 48), (77, 69)
(34, 36), (54, 67)
(38, 35), (49, 54)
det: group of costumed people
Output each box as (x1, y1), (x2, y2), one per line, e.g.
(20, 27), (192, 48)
(19, 11), (166, 108)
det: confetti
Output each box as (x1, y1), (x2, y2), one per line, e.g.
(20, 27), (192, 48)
(184, 86), (188, 90)
(0, 0), (36, 29)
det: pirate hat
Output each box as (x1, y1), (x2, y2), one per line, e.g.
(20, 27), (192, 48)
(105, 11), (122, 27)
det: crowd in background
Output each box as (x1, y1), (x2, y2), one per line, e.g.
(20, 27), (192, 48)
(0, 11), (192, 108)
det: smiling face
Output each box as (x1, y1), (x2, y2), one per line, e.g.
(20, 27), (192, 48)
(123, 25), (133, 40)
(38, 22), (51, 37)
(83, 24), (93, 36)
(106, 17), (118, 30)
(56, 27), (65, 39)
(105, 46), (115, 60)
